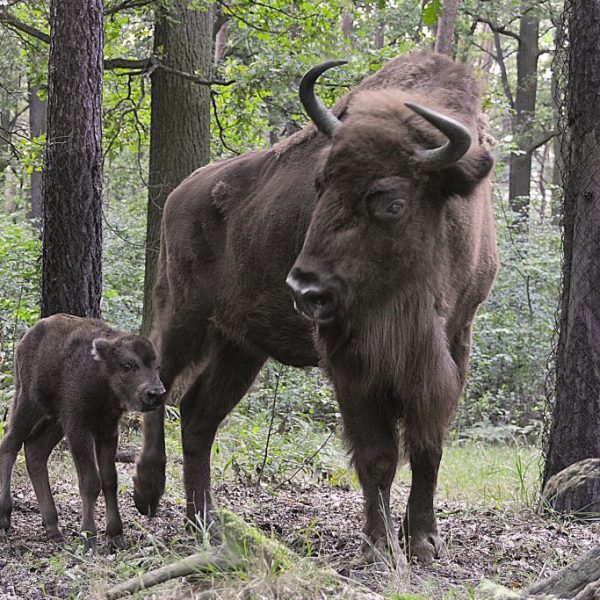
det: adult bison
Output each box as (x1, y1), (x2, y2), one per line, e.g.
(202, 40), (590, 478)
(133, 50), (498, 566)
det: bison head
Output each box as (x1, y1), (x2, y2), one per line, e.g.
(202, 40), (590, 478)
(287, 62), (494, 333)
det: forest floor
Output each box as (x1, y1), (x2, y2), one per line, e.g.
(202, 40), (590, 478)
(0, 422), (599, 599)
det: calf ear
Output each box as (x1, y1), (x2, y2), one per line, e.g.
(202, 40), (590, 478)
(91, 338), (112, 362)
(441, 148), (494, 197)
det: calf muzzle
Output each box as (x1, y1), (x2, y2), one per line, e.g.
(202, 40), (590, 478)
(141, 384), (166, 412)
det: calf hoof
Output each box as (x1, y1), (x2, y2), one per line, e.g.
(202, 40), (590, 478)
(133, 460), (165, 517)
(405, 533), (448, 565)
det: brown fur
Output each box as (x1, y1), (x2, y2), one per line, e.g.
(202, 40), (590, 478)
(0, 314), (164, 548)
(133, 51), (499, 565)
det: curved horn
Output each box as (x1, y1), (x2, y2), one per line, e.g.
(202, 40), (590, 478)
(299, 60), (347, 138)
(405, 102), (472, 169)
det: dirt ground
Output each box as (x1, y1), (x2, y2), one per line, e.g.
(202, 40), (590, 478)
(1, 457), (598, 599)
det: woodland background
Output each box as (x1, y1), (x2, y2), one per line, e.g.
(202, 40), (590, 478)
(0, 1), (599, 599)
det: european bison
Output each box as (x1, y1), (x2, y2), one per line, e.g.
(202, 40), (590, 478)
(133, 50), (498, 565)
(0, 314), (165, 548)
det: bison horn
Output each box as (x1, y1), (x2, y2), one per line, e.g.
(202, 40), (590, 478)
(300, 60), (347, 138)
(405, 102), (472, 168)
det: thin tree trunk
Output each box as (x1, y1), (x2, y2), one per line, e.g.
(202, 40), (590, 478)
(27, 83), (46, 222)
(434, 0), (460, 56)
(543, 0), (600, 514)
(508, 0), (539, 223)
(41, 0), (104, 318)
(141, 0), (214, 335)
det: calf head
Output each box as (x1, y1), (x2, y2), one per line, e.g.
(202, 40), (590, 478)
(91, 334), (165, 412)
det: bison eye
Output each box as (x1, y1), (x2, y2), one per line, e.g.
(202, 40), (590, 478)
(370, 196), (406, 221)
(386, 199), (405, 216)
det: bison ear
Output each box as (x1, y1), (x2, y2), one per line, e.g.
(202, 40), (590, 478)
(440, 148), (494, 197)
(91, 338), (112, 362)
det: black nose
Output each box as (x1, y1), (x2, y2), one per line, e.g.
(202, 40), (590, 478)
(286, 265), (338, 322)
(143, 384), (166, 409)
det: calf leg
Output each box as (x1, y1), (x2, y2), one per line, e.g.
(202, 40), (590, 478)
(0, 391), (42, 532)
(24, 419), (64, 541)
(66, 428), (102, 549)
(336, 390), (403, 565)
(95, 435), (123, 549)
(180, 332), (265, 530)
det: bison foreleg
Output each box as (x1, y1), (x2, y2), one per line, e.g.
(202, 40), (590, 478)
(402, 440), (447, 565)
(133, 405), (166, 517)
(338, 393), (405, 567)
(95, 434), (124, 548)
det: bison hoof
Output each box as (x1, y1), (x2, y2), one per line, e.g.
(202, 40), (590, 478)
(47, 528), (65, 544)
(405, 533), (448, 565)
(108, 534), (125, 551)
(0, 505), (12, 532)
(80, 531), (98, 551)
(362, 536), (407, 569)
(133, 461), (165, 517)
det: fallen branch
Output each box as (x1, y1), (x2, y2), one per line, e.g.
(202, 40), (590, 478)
(105, 510), (385, 599)
(105, 549), (235, 599)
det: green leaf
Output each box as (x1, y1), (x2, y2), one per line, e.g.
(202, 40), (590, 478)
(422, 0), (443, 26)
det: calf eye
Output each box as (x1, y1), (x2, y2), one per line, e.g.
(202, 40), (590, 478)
(122, 362), (133, 372)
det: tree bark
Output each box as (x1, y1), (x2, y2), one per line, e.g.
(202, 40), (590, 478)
(27, 83), (46, 222)
(434, 0), (460, 56)
(543, 0), (600, 514)
(508, 0), (539, 223)
(41, 0), (104, 318)
(140, 0), (214, 335)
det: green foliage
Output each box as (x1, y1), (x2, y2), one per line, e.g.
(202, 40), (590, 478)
(0, 214), (41, 397)
(460, 199), (560, 430)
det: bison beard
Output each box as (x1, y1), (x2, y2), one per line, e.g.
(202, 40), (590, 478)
(132, 50), (498, 567)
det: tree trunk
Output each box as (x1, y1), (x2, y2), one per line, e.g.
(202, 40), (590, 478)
(41, 0), (103, 318)
(508, 0), (539, 222)
(434, 0), (460, 56)
(27, 83), (46, 222)
(140, 0), (214, 335)
(543, 0), (600, 514)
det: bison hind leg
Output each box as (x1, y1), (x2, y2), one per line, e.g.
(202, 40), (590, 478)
(24, 418), (64, 541)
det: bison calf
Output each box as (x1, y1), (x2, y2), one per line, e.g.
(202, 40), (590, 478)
(0, 314), (165, 548)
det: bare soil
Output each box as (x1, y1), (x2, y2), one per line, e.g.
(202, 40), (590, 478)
(1, 454), (598, 599)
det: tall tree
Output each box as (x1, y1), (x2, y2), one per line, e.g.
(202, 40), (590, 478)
(140, 0), (214, 335)
(508, 0), (540, 220)
(543, 0), (600, 512)
(41, 0), (104, 318)
(434, 0), (460, 56)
